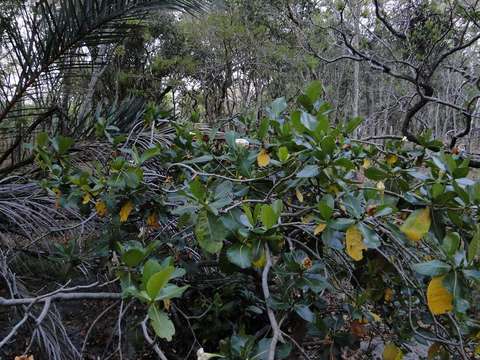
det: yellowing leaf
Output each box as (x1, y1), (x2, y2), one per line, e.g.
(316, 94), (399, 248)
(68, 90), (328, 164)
(95, 201), (107, 217)
(383, 343), (403, 360)
(163, 299), (171, 311)
(54, 188), (62, 208)
(147, 212), (159, 228)
(82, 193), (91, 205)
(119, 201), (134, 222)
(314, 223), (327, 235)
(345, 225), (367, 261)
(384, 288), (393, 303)
(252, 252), (266, 269)
(327, 184), (340, 195)
(362, 158), (371, 169)
(295, 188), (304, 203)
(301, 213), (314, 224)
(370, 312), (381, 322)
(427, 276), (453, 315)
(257, 149), (270, 167)
(386, 154), (398, 165)
(400, 208), (431, 242)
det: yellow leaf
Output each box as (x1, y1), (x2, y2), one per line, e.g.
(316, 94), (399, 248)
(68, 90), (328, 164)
(252, 252), (266, 269)
(301, 213), (314, 224)
(53, 188), (62, 208)
(327, 184), (340, 195)
(386, 154), (398, 165)
(257, 149), (270, 167)
(384, 288), (393, 303)
(400, 208), (431, 242)
(370, 312), (381, 322)
(345, 225), (367, 261)
(119, 201), (134, 222)
(362, 158), (371, 169)
(95, 201), (107, 217)
(82, 193), (91, 205)
(295, 188), (304, 203)
(383, 343), (403, 360)
(427, 276), (453, 315)
(163, 299), (171, 311)
(314, 223), (327, 235)
(147, 212), (159, 228)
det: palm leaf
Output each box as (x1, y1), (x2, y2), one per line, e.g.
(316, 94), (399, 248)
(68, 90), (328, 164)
(0, 0), (205, 123)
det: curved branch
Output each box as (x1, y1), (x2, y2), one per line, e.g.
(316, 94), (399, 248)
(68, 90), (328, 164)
(373, 0), (406, 39)
(262, 245), (283, 360)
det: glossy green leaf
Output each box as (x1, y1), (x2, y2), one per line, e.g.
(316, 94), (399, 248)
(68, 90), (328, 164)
(195, 210), (228, 254)
(148, 304), (175, 341)
(121, 248), (145, 267)
(412, 260), (451, 276)
(146, 266), (174, 299)
(297, 165), (319, 178)
(227, 244), (253, 269)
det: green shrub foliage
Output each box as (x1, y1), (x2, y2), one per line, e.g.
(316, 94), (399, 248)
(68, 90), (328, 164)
(34, 82), (480, 358)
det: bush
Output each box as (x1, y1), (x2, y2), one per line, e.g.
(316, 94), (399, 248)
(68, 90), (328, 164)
(35, 82), (480, 359)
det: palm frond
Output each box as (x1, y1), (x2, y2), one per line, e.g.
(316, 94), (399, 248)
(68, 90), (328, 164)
(0, 0), (206, 127)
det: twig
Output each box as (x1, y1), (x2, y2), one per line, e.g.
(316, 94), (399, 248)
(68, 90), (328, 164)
(81, 300), (121, 356)
(262, 245), (283, 360)
(0, 291), (121, 306)
(141, 316), (169, 360)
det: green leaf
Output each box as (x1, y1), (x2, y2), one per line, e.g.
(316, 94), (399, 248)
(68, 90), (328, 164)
(227, 244), (253, 269)
(183, 155), (214, 164)
(142, 259), (162, 286)
(124, 167), (143, 188)
(442, 232), (460, 257)
(121, 249), (145, 267)
(140, 146), (161, 163)
(258, 118), (270, 139)
(156, 284), (189, 301)
(261, 204), (277, 230)
(463, 269), (480, 282)
(345, 117), (363, 133)
(195, 210), (227, 254)
(318, 194), (334, 220)
(343, 194), (362, 219)
(365, 167), (388, 181)
(189, 177), (206, 202)
(295, 305), (314, 322)
(320, 135), (336, 155)
(468, 226), (480, 263)
(412, 260), (451, 276)
(305, 80), (323, 102)
(329, 218), (355, 231)
(148, 304), (175, 341)
(316, 114), (329, 134)
(271, 199), (283, 216)
(297, 165), (320, 178)
(358, 223), (381, 248)
(300, 111), (317, 131)
(146, 266), (174, 300)
(51, 135), (74, 155)
(36, 132), (49, 147)
(278, 146), (289, 162)
(270, 97), (287, 117)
